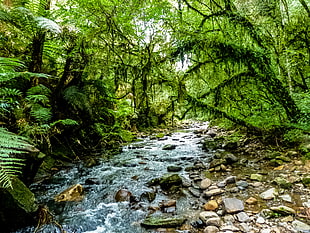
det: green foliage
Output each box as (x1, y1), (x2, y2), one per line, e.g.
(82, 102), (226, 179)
(0, 128), (31, 188)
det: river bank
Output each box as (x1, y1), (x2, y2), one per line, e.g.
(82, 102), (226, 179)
(11, 122), (310, 233)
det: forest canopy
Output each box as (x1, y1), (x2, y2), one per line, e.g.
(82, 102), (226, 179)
(0, 0), (309, 154)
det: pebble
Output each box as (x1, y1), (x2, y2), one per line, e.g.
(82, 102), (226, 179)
(200, 178), (212, 189)
(204, 188), (225, 197)
(204, 200), (219, 211)
(236, 212), (250, 222)
(222, 198), (244, 214)
(256, 216), (265, 224)
(260, 188), (278, 200)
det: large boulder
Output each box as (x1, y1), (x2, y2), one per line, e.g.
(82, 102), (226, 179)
(0, 178), (38, 232)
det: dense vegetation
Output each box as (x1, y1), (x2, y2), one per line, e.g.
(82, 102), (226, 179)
(0, 0), (309, 187)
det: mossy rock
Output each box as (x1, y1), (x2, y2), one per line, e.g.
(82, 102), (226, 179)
(156, 133), (165, 138)
(0, 178), (38, 232)
(302, 177), (310, 186)
(159, 174), (182, 190)
(269, 159), (284, 167)
(141, 216), (186, 228)
(275, 156), (291, 162)
(272, 177), (292, 189)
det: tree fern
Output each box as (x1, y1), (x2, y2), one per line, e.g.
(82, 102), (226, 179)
(0, 128), (32, 189)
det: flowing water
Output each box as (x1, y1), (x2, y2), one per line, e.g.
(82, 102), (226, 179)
(15, 122), (213, 233)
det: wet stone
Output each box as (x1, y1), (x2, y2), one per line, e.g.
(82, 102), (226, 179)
(188, 187), (201, 198)
(167, 166), (182, 172)
(236, 180), (249, 189)
(204, 188), (224, 197)
(222, 198), (244, 214)
(162, 144), (177, 150)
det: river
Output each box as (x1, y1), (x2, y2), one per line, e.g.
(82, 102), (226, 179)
(15, 122), (212, 233)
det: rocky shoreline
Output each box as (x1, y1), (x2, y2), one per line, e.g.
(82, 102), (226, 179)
(141, 125), (310, 233)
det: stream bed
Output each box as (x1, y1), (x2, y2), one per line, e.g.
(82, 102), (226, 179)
(15, 122), (211, 233)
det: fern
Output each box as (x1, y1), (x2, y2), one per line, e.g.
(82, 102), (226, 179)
(63, 86), (91, 112)
(50, 119), (79, 127)
(30, 104), (52, 124)
(0, 128), (32, 189)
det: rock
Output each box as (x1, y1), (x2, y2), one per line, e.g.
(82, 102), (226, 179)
(270, 205), (296, 215)
(204, 200), (219, 211)
(0, 178), (38, 232)
(224, 176), (236, 184)
(202, 139), (221, 151)
(275, 155), (291, 162)
(272, 177), (292, 189)
(141, 216), (186, 228)
(236, 212), (250, 222)
(279, 194), (292, 203)
(167, 166), (182, 172)
(159, 174), (182, 190)
(188, 187), (201, 197)
(200, 178), (212, 189)
(85, 178), (100, 185)
(224, 153), (238, 164)
(292, 220), (310, 232)
(200, 211), (219, 222)
(245, 197), (258, 205)
(222, 198), (244, 214)
(162, 144), (177, 150)
(204, 225), (219, 233)
(302, 177), (310, 186)
(209, 159), (226, 169)
(114, 189), (133, 202)
(223, 141), (238, 150)
(250, 174), (263, 182)
(217, 181), (226, 188)
(221, 225), (240, 231)
(206, 217), (221, 227)
(191, 219), (206, 228)
(140, 191), (156, 202)
(256, 216), (265, 224)
(54, 184), (84, 202)
(239, 222), (250, 232)
(236, 180), (249, 189)
(259, 188), (278, 200)
(281, 216), (294, 222)
(204, 188), (224, 197)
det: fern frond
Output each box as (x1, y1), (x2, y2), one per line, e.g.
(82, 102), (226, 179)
(0, 57), (25, 72)
(30, 104), (52, 124)
(26, 84), (51, 96)
(0, 87), (22, 97)
(63, 86), (91, 111)
(50, 119), (79, 127)
(35, 17), (61, 34)
(0, 128), (32, 188)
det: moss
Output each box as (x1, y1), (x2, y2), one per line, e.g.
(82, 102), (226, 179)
(141, 216), (186, 228)
(155, 133), (165, 138)
(7, 178), (38, 213)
